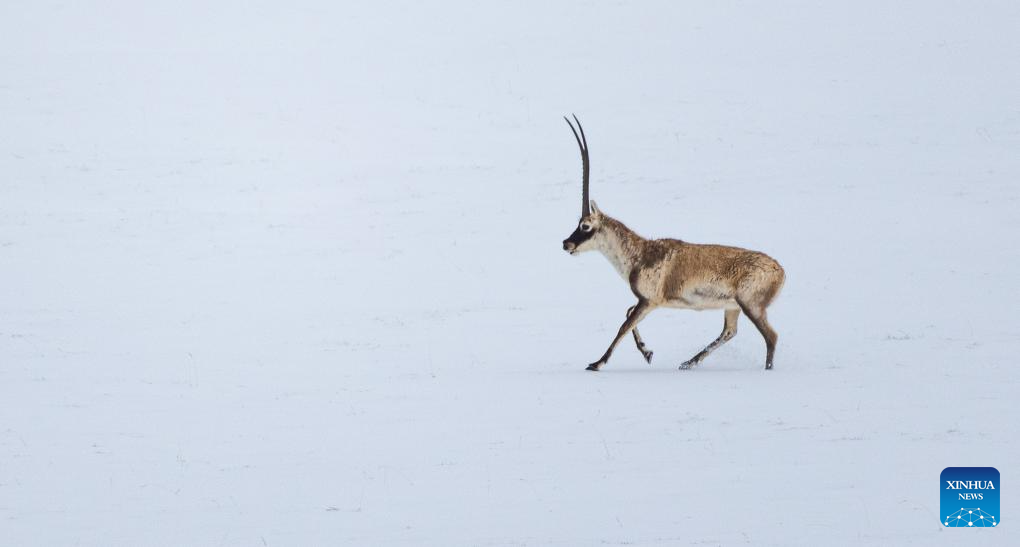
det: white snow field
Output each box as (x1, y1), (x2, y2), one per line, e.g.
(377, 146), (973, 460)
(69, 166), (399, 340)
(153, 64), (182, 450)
(2, 1), (1018, 545)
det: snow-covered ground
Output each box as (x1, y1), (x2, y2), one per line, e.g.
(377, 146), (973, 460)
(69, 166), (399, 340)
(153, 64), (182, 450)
(2, 1), (1018, 545)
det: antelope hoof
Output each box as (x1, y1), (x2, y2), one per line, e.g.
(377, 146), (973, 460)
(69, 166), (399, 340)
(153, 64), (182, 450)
(765, 363), (773, 371)
(679, 359), (700, 371)
(585, 362), (603, 371)
(642, 350), (653, 364)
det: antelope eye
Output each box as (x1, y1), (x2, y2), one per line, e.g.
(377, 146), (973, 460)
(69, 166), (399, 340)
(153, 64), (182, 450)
(580, 223), (592, 232)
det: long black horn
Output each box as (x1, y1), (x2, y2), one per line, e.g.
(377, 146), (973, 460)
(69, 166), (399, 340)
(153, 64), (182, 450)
(564, 114), (590, 217)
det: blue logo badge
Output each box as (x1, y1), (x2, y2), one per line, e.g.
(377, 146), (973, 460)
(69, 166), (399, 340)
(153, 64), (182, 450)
(941, 467), (999, 528)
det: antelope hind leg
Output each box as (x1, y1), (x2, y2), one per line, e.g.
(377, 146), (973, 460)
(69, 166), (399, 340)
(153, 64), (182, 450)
(736, 299), (778, 370)
(680, 309), (739, 370)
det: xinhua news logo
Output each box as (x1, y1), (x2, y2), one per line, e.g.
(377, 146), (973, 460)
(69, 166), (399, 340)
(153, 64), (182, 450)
(941, 467), (999, 528)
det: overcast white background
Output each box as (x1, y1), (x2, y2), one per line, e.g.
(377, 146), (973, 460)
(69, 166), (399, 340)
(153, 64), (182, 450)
(2, 1), (1018, 545)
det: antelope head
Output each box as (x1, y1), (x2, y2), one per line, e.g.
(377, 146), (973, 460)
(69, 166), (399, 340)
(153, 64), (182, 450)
(561, 115), (605, 255)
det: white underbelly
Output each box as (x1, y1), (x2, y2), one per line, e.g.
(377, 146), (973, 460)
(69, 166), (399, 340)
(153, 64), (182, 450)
(664, 295), (738, 311)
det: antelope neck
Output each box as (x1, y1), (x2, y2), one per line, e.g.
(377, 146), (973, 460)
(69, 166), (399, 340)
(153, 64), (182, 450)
(596, 217), (645, 279)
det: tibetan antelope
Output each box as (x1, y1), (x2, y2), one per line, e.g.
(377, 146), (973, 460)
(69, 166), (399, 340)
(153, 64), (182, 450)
(560, 115), (785, 371)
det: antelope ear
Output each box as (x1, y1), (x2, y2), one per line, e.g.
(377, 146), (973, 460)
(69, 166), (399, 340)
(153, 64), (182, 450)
(589, 200), (602, 217)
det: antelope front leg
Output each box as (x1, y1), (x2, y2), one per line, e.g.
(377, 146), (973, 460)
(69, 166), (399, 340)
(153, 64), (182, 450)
(587, 301), (653, 371)
(626, 305), (653, 363)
